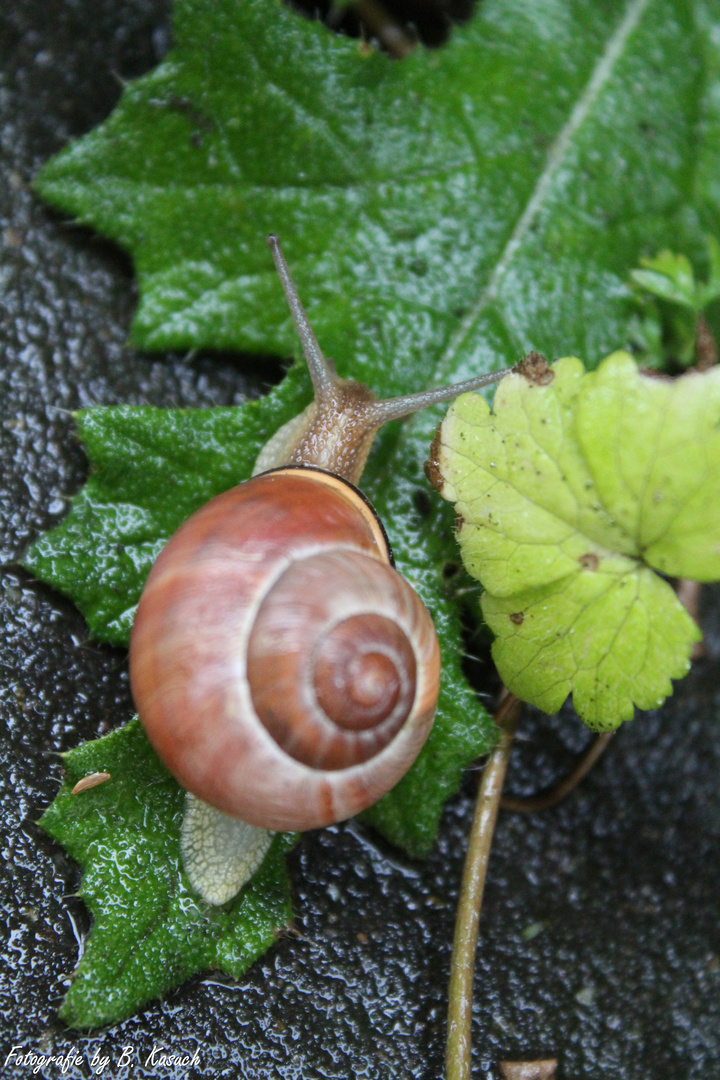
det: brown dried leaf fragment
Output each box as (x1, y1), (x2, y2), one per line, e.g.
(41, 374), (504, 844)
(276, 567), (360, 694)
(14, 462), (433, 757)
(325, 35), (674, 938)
(516, 351), (554, 384)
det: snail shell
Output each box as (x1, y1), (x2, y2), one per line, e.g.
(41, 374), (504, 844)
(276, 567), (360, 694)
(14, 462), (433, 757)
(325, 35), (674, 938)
(129, 466), (440, 832)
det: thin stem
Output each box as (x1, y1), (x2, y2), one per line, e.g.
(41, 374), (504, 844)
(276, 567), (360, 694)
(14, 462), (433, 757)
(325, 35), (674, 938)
(446, 693), (521, 1080)
(267, 235), (336, 396)
(694, 312), (718, 370)
(675, 577), (705, 661)
(501, 732), (614, 814)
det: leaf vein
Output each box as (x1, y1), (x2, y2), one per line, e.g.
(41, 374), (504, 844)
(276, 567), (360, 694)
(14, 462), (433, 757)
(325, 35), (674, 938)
(435, 0), (654, 378)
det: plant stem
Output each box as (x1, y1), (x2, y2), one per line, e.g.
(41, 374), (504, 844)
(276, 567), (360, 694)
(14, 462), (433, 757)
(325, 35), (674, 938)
(501, 731), (614, 814)
(694, 312), (718, 370)
(676, 577), (706, 661)
(445, 693), (520, 1080)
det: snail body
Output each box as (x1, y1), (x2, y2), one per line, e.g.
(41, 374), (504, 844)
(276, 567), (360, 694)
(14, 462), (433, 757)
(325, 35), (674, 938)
(129, 235), (512, 904)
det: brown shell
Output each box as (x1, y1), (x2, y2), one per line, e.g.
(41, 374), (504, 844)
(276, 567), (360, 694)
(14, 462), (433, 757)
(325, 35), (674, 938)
(129, 468), (440, 832)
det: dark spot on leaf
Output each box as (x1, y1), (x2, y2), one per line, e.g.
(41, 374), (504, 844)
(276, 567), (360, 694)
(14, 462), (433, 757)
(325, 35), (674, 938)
(579, 553), (599, 571)
(413, 489), (432, 518)
(391, 226), (420, 242)
(509, 612), (524, 625)
(147, 94), (214, 142)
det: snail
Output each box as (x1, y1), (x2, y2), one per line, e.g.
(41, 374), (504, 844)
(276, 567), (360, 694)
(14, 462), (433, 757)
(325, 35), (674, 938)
(129, 235), (513, 905)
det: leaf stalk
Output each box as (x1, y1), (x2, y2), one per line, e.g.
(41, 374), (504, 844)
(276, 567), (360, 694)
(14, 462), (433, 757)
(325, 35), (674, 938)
(501, 731), (614, 814)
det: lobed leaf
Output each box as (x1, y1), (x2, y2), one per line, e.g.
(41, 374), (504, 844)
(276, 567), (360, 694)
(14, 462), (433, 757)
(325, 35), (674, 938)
(435, 353), (719, 730)
(41, 721), (295, 1029)
(25, 366), (312, 646)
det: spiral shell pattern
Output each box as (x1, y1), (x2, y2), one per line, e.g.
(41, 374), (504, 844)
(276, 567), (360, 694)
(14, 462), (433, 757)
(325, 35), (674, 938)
(129, 468), (440, 832)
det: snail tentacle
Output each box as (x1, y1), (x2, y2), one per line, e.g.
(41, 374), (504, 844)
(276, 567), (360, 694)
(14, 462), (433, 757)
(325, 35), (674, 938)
(267, 233), (336, 397)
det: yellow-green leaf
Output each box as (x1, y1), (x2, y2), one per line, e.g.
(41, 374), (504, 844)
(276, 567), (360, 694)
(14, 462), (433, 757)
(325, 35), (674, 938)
(435, 353), (719, 729)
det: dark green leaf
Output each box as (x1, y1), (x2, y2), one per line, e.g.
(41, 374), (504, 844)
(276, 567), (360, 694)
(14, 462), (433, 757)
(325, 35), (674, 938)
(25, 366), (311, 646)
(40, 720), (295, 1029)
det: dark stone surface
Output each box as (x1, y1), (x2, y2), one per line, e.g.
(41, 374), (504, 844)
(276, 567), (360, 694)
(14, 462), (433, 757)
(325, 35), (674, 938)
(1, 3), (718, 1077)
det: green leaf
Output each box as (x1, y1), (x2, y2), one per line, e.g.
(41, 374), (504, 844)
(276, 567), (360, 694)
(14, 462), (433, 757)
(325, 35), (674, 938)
(630, 251), (700, 311)
(626, 236), (720, 371)
(40, 720), (295, 1029)
(435, 352), (720, 730)
(626, 309), (665, 370)
(25, 366), (312, 646)
(35, 0), (712, 370)
(627, 238), (720, 369)
(575, 353), (720, 580)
